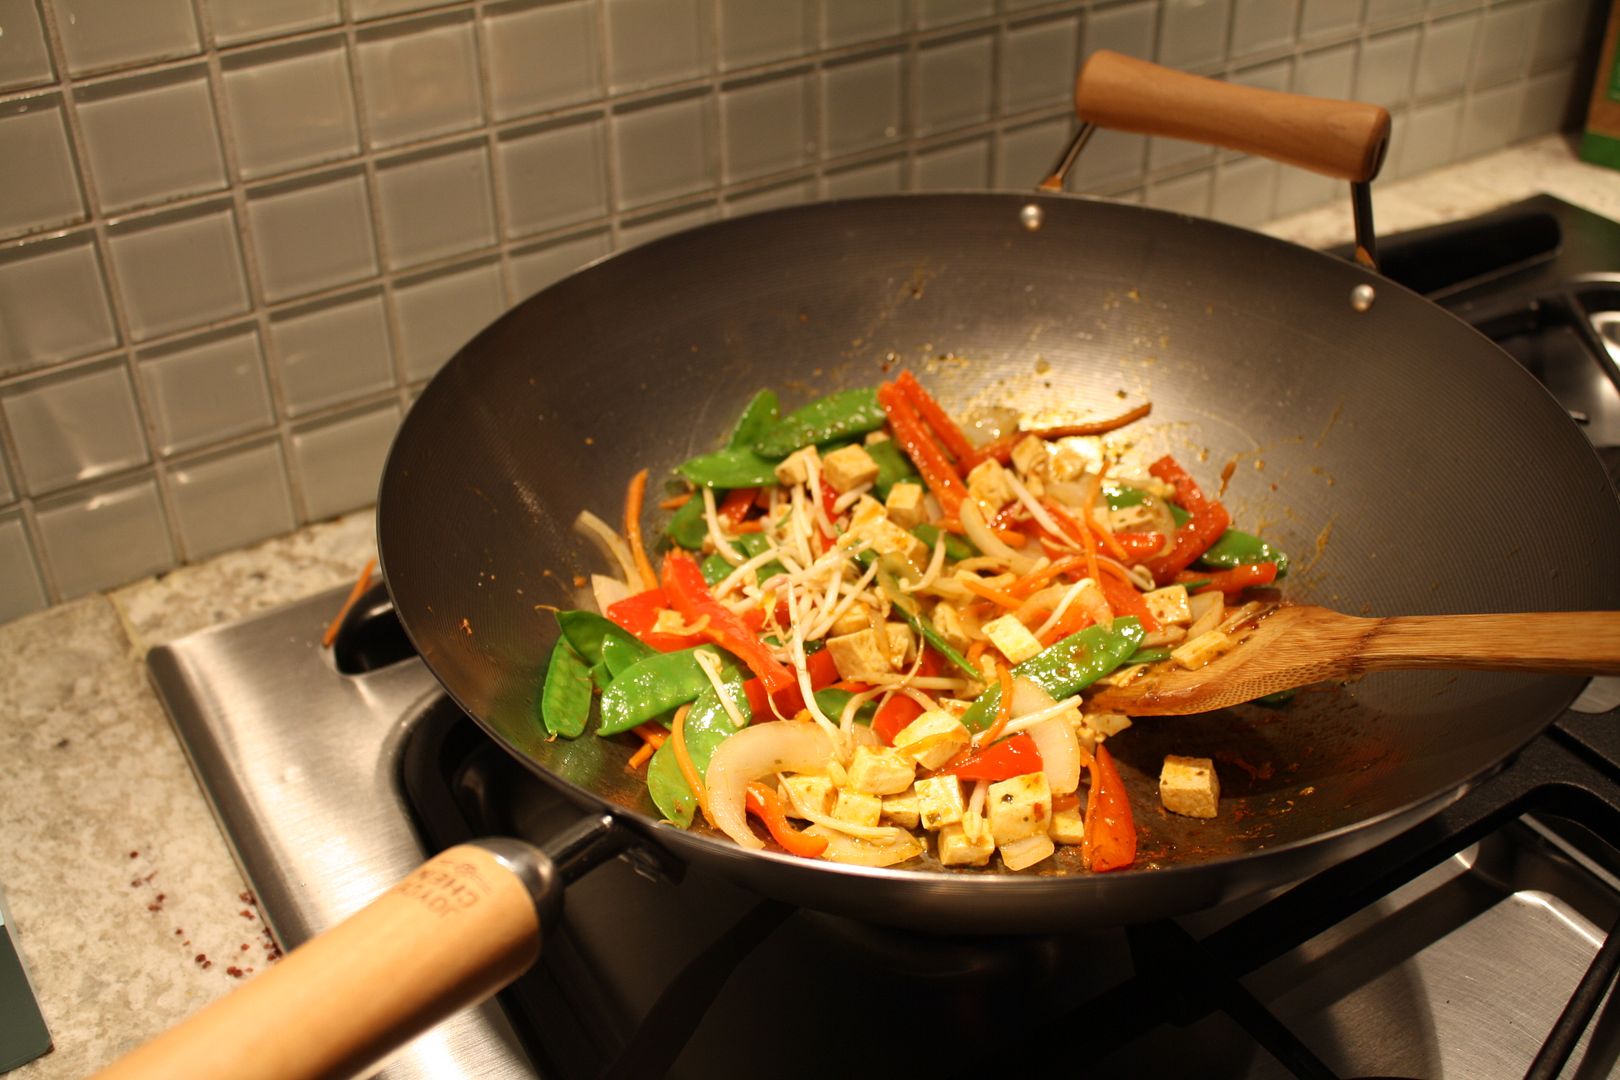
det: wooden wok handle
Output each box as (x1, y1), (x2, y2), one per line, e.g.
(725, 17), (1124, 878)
(1357, 611), (1620, 674)
(92, 841), (553, 1080)
(1074, 50), (1391, 182)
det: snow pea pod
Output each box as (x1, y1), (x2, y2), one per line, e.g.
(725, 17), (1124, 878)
(1107, 482), (1189, 524)
(727, 389), (780, 449)
(539, 639), (594, 738)
(912, 521), (976, 560)
(1123, 646), (1173, 666)
(702, 533), (785, 587)
(863, 553), (980, 679)
(598, 644), (735, 736)
(646, 672), (750, 827)
(677, 447), (780, 488)
(1198, 529), (1290, 576)
(813, 688), (878, 727)
(960, 617), (1145, 732)
(664, 495), (707, 549)
(753, 387), (887, 458)
(867, 438), (919, 499)
(557, 609), (652, 667)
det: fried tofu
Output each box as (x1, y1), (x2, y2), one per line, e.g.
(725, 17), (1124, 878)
(891, 710), (971, 771)
(982, 614), (1043, 665)
(987, 772), (1052, 845)
(999, 832), (1055, 871)
(1159, 755), (1220, 819)
(914, 774), (966, 831)
(825, 628), (893, 679)
(938, 810), (995, 866)
(846, 745), (917, 796)
(822, 444), (880, 493)
(883, 482), (927, 528)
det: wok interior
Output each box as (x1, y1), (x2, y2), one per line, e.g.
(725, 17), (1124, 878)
(378, 193), (1620, 915)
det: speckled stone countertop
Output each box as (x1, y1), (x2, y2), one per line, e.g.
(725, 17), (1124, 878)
(0, 133), (1615, 1078)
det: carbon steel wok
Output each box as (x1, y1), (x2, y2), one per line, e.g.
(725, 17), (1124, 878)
(95, 53), (1620, 1080)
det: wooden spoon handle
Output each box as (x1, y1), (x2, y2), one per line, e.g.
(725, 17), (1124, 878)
(1073, 50), (1391, 182)
(1357, 612), (1620, 675)
(93, 841), (552, 1080)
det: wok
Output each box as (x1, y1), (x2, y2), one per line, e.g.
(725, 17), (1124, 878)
(98, 53), (1620, 1080)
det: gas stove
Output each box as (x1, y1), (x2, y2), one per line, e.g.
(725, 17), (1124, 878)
(149, 195), (1620, 1079)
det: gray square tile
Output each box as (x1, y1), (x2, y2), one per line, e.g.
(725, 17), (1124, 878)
(106, 201), (251, 340)
(138, 326), (275, 456)
(1296, 42), (1355, 97)
(498, 115), (610, 237)
(220, 35), (360, 180)
(719, 0), (814, 70)
(1299, 0), (1362, 38)
(1231, 0), (1297, 58)
(1158, 0), (1231, 69)
(823, 156), (905, 197)
(918, 0), (993, 28)
(996, 117), (1071, 188)
(1471, 2), (1534, 88)
(612, 93), (717, 210)
(167, 438), (296, 559)
(1272, 161), (1338, 214)
(823, 0), (904, 46)
(53, 0), (200, 75)
(246, 167), (378, 303)
(617, 201), (718, 250)
(209, 0), (340, 45)
(914, 136), (991, 190)
(75, 65), (227, 213)
(1364, 0), (1422, 25)
(1084, 2), (1159, 60)
(1145, 167), (1213, 215)
(1210, 155), (1278, 225)
(289, 401), (401, 520)
(915, 32), (994, 136)
(0, 231), (119, 375)
(1517, 68), (1575, 138)
(1379, 105), (1410, 178)
(1415, 13), (1481, 100)
(1457, 80), (1524, 157)
(605, 0), (712, 92)
(1398, 97), (1462, 174)
(1230, 57), (1292, 93)
(0, 512), (48, 622)
(34, 473), (175, 597)
(725, 178), (815, 216)
(0, 92), (87, 238)
(1068, 127), (1147, 190)
(0, 443), (12, 504)
(822, 50), (905, 157)
(349, 0), (443, 18)
(1148, 135), (1214, 173)
(356, 11), (484, 149)
(508, 229), (612, 300)
(375, 140), (498, 270)
(482, 0), (601, 121)
(1, 359), (149, 494)
(1357, 28), (1420, 108)
(1532, 0), (1592, 71)
(0, 0), (55, 90)
(722, 70), (813, 182)
(268, 289), (395, 416)
(393, 259), (505, 383)
(1002, 15), (1080, 114)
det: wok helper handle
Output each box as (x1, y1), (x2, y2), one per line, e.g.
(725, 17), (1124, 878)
(92, 840), (555, 1080)
(1355, 611), (1620, 675)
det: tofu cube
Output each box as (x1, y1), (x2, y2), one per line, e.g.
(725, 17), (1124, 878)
(938, 812), (996, 866)
(1048, 805), (1086, 845)
(999, 833), (1056, 872)
(1049, 447), (1090, 482)
(1009, 434), (1048, 478)
(881, 790), (921, 829)
(846, 496), (928, 571)
(982, 614), (1043, 666)
(914, 774), (966, 831)
(1171, 629), (1233, 670)
(846, 745), (916, 796)
(928, 600), (974, 654)
(966, 459), (1016, 513)
(1160, 755), (1221, 819)
(822, 444), (880, 493)
(987, 772), (1052, 845)
(1143, 584), (1193, 627)
(825, 628), (893, 679)
(883, 621), (914, 668)
(774, 446), (819, 486)
(1082, 712), (1133, 740)
(779, 774), (835, 819)
(883, 481), (927, 529)
(833, 788), (884, 828)
(830, 602), (874, 637)
(892, 710), (972, 771)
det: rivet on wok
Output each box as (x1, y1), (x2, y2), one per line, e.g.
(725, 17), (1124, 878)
(1020, 203), (1044, 231)
(1350, 284), (1376, 312)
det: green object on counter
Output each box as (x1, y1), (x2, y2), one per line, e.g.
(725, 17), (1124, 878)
(646, 673), (750, 828)
(0, 889), (52, 1073)
(960, 617), (1145, 731)
(1197, 528), (1290, 576)
(753, 387), (886, 458)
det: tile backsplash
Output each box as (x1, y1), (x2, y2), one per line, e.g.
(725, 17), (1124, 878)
(0, 0), (1601, 620)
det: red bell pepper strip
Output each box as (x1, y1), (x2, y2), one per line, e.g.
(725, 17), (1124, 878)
(717, 486), (757, 524)
(604, 588), (706, 652)
(746, 781), (829, 857)
(1037, 602), (1093, 647)
(896, 369), (976, 464)
(876, 382), (967, 516)
(870, 649), (944, 744)
(1084, 743), (1136, 872)
(944, 732), (1044, 783)
(1178, 561), (1279, 596)
(1112, 531), (1169, 562)
(661, 550), (796, 694)
(1096, 574), (1161, 634)
(1142, 455), (1231, 585)
(742, 646), (839, 720)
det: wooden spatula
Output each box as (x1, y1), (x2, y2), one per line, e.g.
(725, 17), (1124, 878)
(1085, 607), (1620, 716)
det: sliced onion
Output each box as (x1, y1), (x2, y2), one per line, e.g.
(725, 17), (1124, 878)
(706, 721), (833, 850)
(574, 510), (638, 585)
(959, 500), (1038, 574)
(590, 573), (629, 614)
(1009, 678), (1082, 795)
(805, 824), (923, 867)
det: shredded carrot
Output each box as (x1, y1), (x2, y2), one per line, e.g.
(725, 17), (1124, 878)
(658, 491), (694, 511)
(961, 577), (1024, 611)
(1088, 515), (1129, 561)
(1059, 476), (1100, 587)
(897, 369), (976, 463)
(1009, 555), (1087, 599)
(977, 665), (1015, 743)
(966, 639), (989, 667)
(322, 557), (377, 648)
(624, 468), (659, 591)
(1029, 402), (1153, 439)
(1095, 557), (1142, 589)
(670, 703), (712, 826)
(627, 742), (657, 770)
(633, 722), (668, 747)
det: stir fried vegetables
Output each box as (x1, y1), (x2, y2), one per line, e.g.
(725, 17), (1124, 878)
(543, 372), (1290, 873)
